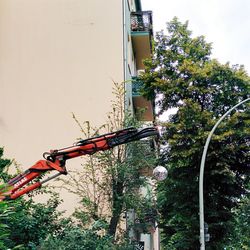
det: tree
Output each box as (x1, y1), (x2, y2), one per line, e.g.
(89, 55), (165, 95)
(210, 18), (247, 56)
(3, 194), (70, 250)
(57, 82), (158, 242)
(39, 222), (134, 250)
(141, 17), (250, 249)
(0, 148), (70, 250)
(225, 182), (250, 249)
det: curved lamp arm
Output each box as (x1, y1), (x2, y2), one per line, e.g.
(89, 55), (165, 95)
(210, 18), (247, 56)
(199, 97), (250, 250)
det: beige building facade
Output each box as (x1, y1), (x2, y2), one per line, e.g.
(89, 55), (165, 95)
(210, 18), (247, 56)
(0, 0), (125, 164)
(0, 0), (157, 249)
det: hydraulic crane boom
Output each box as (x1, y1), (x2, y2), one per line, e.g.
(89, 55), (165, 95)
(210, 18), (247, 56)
(0, 127), (159, 201)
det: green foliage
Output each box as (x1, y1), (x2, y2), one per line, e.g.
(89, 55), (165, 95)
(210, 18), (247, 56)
(3, 194), (69, 249)
(39, 221), (135, 250)
(224, 192), (250, 249)
(40, 225), (113, 250)
(0, 148), (11, 183)
(60, 82), (158, 240)
(141, 17), (250, 249)
(0, 200), (12, 250)
(0, 148), (13, 250)
(0, 147), (71, 250)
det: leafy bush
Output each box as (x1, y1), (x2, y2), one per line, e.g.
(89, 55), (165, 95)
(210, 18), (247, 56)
(3, 194), (69, 249)
(39, 219), (135, 250)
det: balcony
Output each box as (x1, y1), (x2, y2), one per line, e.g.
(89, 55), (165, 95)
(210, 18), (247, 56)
(131, 11), (153, 69)
(132, 77), (154, 121)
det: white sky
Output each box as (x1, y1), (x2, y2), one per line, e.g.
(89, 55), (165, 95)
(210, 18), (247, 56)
(141, 0), (250, 74)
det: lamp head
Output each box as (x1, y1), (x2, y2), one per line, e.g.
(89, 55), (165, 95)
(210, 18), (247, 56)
(153, 166), (168, 181)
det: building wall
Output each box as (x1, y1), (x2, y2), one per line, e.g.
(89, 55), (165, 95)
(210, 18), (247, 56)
(0, 0), (124, 212)
(0, 0), (123, 164)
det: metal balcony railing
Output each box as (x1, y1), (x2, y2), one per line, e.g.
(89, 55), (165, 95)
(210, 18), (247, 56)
(131, 11), (153, 36)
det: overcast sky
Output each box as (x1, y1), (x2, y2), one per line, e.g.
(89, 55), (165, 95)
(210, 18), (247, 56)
(141, 0), (250, 74)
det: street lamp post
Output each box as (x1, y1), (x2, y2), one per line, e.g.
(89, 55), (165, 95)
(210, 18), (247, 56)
(199, 97), (250, 250)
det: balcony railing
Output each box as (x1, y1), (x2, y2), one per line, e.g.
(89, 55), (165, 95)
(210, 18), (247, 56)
(131, 11), (153, 36)
(132, 77), (143, 97)
(132, 77), (154, 121)
(130, 11), (153, 69)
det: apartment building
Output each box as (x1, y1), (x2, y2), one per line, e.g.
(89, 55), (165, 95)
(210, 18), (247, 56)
(0, 0), (157, 249)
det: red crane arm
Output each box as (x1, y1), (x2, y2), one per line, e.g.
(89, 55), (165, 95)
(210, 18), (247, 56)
(0, 127), (159, 201)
